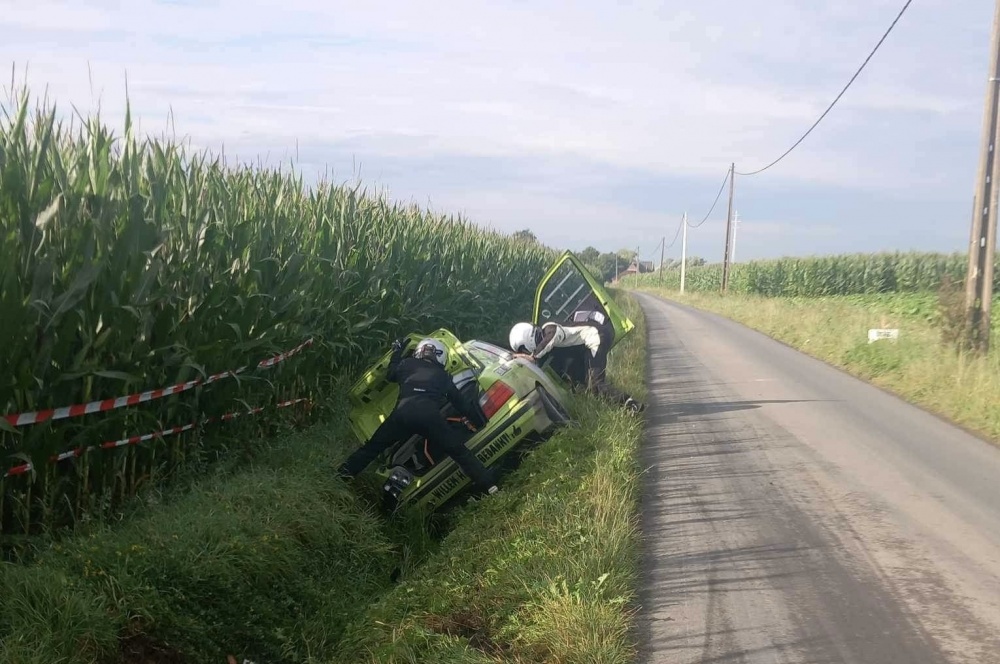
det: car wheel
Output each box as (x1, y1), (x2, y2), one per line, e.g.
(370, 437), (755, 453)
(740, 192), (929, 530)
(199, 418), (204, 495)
(537, 384), (572, 426)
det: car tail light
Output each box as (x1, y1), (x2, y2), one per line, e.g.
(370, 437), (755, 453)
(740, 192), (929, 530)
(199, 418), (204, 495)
(480, 381), (515, 419)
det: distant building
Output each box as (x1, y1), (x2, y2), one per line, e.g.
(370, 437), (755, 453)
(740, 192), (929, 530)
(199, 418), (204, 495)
(612, 259), (654, 283)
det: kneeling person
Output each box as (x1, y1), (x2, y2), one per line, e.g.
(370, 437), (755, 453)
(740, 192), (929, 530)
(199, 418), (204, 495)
(338, 337), (499, 495)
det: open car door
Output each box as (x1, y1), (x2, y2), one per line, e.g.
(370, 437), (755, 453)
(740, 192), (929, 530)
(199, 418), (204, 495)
(533, 250), (634, 348)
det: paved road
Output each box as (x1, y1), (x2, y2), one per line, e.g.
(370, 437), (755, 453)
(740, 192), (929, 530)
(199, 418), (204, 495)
(634, 293), (1000, 664)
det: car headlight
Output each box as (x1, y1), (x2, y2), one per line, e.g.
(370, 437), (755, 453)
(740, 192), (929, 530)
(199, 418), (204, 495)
(383, 466), (415, 499)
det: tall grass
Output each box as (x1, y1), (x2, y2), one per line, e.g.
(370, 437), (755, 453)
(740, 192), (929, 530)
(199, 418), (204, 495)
(640, 288), (1000, 445)
(626, 251), (998, 297)
(0, 424), (401, 664)
(0, 88), (554, 541)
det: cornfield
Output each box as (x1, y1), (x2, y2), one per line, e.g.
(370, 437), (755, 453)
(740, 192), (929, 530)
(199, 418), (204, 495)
(626, 252), (999, 296)
(0, 90), (554, 542)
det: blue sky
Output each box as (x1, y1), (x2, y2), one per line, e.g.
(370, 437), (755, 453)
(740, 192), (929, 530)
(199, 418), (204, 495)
(0, 0), (992, 263)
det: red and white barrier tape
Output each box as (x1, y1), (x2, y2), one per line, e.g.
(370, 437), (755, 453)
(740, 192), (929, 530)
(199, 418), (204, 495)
(3, 338), (314, 428)
(3, 398), (311, 478)
(256, 339), (313, 369)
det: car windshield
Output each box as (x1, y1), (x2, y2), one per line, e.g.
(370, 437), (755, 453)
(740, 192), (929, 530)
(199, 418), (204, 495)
(536, 258), (607, 327)
(465, 341), (512, 368)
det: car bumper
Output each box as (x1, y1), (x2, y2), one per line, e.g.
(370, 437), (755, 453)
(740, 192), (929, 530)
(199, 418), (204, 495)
(382, 388), (561, 512)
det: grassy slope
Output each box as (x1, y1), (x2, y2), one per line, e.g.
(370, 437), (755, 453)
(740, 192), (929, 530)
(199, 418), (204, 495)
(637, 288), (1000, 445)
(328, 292), (647, 664)
(0, 410), (402, 664)
(1, 293), (648, 664)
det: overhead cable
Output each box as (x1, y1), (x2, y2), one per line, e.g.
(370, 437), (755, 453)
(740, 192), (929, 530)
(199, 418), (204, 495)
(737, 0), (914, 176)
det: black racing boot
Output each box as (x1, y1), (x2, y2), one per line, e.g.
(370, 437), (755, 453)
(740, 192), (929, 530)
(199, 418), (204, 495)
(624, 398), (646, 415)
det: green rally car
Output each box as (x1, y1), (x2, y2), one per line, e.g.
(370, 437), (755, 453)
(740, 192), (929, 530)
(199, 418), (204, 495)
(345, 250), (634, 513)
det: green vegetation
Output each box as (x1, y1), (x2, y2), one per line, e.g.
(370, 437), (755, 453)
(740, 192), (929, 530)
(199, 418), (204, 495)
(0, 89), (553, 539)
(635, 287), (1000, 445)
(1, 85), (648, 663)
(0, 421), (399, 664)
(0, 292), (647, 663)
(330, 291), (647, 663)
(627, 251), (999, 296)
(628, 249), (1000, 445)
(576, 246), (660, 283)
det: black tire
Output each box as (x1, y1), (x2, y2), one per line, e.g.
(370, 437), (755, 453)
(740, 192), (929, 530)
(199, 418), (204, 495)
(537, 384), (572, 427)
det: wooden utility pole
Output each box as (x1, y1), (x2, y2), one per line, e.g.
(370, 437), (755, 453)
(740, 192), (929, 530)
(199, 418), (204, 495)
(732, 209), (740, 264)
(681, 212), (688, 293)
(965, 0), (1000, 353)
(722, 163), (736, 292)
(659, 236), (665, 283)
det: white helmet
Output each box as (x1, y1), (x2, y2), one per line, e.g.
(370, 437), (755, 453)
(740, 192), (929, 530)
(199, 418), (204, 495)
(414, 338), (447, 365)
(509, 322), (538, 354)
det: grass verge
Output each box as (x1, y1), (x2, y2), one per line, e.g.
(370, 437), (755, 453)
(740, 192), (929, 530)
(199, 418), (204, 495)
(0, 410), (402, 664)
(327, 292), (648, 663)
(637, 288), (1000, 444)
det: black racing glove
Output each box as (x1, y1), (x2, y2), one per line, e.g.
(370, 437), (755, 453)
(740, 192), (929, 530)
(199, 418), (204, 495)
(391, 338), (406, 352)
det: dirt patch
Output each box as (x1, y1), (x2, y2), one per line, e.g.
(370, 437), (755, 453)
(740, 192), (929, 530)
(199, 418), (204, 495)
(119, 633), (186, 664)
(423, 610), (510, 656)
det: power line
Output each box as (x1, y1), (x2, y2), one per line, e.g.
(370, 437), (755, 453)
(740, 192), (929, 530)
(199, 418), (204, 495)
(687, 168), (732, 228)
(651, 236), (664, 257)
(737, 0), (914, 176)
(637, 238), (662, 263)
(665, 216), (685, 250)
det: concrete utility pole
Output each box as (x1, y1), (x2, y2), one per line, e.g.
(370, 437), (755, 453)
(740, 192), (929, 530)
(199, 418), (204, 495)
(722, 163), (736, 292)
(681, 212), (688, 294)
(965, 0), (1000, 353)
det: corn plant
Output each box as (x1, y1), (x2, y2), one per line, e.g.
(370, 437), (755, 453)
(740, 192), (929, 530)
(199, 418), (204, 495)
(627, 251), (996, 297)
(0, 89), (555, 542)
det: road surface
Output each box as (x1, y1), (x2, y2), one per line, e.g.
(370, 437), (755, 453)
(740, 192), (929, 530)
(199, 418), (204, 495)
(634, 292), (1000, 664)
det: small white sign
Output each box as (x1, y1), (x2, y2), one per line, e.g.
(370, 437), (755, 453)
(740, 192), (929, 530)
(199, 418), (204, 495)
(868, 328), (900, 344)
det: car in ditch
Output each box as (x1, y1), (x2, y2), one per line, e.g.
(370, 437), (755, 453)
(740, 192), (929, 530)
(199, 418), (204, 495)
(345, 250), (635, 513)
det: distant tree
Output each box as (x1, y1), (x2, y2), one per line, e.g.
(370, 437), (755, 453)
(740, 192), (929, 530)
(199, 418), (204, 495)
(616, 248), (638, 265)
(583, 262), (604, 281)
(512, 229), (538, 243)
(597, 252), (620, 282)
(576, 246), (663, 283)
(579, 246), (600, 264)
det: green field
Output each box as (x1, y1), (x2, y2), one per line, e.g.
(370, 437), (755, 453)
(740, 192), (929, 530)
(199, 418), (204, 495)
(0, 90), (552, 542)
(1, 89), (648, 663)
(627, 251), (999, 297)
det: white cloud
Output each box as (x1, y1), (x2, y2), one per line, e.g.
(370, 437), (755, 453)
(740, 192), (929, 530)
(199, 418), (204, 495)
(0, 0), (990, 256)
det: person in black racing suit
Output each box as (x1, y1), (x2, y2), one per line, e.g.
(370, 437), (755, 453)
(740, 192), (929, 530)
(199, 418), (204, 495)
(337, 337), (499, 495)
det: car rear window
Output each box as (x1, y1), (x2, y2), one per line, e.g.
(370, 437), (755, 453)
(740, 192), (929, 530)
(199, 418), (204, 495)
(466, 341), (511, 367)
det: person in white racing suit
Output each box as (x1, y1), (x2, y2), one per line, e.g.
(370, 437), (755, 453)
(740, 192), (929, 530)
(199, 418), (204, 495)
(508, 314), (644, 414)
